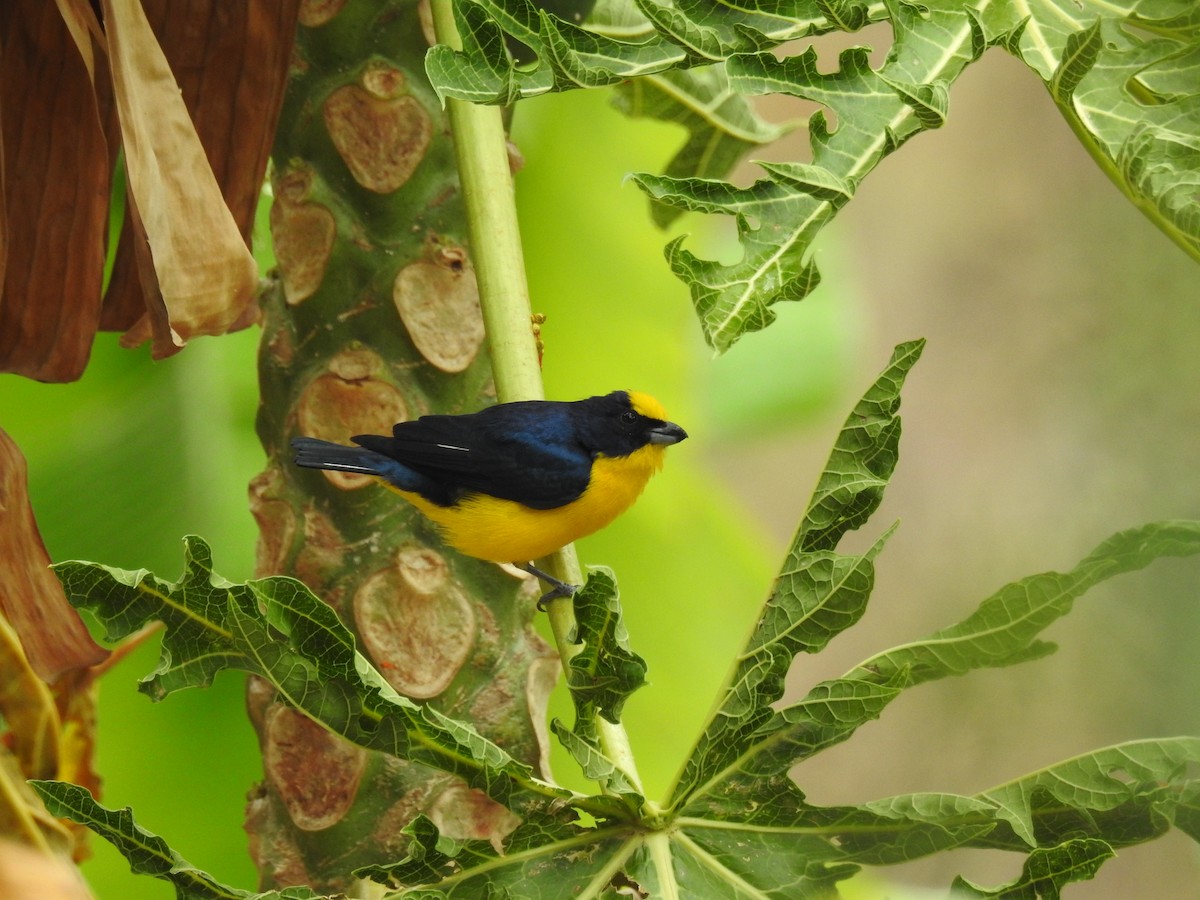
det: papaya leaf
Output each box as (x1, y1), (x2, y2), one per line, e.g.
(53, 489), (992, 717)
(355, 811), (636, 894)
(952, 837), (1115, 898)
(52, 539), (572, 818)
(634, 6), (984, 352)
(970, 737), (1200, 849)
(565, 567), (647, 730)
(30, 781), (326, 900)
(44, 344), (1200, 897)
(974, 1), (1200, 262)
(430, 1), (1200, 352)
(611, 340), (1200, 895)
(681, 519), (1200, 821)
(668, 339), (922, 810)
(663, 538), (1200, 893)
(611, 66), (789, 227)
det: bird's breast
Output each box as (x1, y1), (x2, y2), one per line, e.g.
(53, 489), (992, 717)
(394, 444), (666, 563)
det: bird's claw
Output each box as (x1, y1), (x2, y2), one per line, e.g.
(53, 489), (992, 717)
(535, 581), (578, 612)
(518, 562), (579, 611)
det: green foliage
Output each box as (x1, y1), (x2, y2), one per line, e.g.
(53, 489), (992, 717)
(952, 838), (1115, 899)
(429, 0), (1200, 351)
(563, 567), (647, 732)
(20, 3), (1200, 896)
(31, 781), (320, 900)
(52, 539), (576, 821)
(554, 567), (648, 799)
(610, 66), (788, 227)
(45, 343), (1200, 897)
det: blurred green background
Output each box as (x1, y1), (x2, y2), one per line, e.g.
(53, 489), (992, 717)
(2, 34), (1199, 900)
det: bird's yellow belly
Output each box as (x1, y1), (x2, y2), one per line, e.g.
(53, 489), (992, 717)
(390, 445), (664, 563)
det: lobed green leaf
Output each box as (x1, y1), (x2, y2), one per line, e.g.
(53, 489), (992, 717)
(431, 1), (1200, 352)
(972, 737), (1200, 849)
(953, 838), (1116, 898)
(1048, 19), (1102, 103)
(53, 538), (571, 817)
(668, 340), (922, 810)
(565, 567), (647, 730)
(975, 0), (1200, 262)
(611, 66), (788, 227)
(636, 6), (982, 352)
(30, 781), (326, 900)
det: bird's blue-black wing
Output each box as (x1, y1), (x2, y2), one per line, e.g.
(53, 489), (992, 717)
(352, 401), (592, 509)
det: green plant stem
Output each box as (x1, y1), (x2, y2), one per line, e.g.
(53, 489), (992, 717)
(428, 0), (644, 797)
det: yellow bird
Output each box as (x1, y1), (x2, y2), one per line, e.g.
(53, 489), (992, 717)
(292, 390), (687, 602)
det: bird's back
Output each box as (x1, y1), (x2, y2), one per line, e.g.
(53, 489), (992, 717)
(353, 400), (593, 510)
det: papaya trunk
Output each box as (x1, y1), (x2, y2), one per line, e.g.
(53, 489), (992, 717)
(247, 3), (554, 892)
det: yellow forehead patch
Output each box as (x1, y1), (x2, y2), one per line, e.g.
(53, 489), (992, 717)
(627, 390), (667, 421)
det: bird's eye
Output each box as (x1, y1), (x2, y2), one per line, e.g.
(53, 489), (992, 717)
(620, 409), (638, 425)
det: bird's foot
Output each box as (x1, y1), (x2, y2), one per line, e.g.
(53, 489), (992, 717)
(518, 562), (579, 611)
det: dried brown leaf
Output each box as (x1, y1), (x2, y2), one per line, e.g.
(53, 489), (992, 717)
(0, 429), (108, 682)
(103, 1), (299, 333)
(51, 0), (102, 82)
(0, 0), (109, 381)
(100, 0), (261, 357)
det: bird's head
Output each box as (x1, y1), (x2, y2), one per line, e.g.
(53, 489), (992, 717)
(577, 391), (688, 459)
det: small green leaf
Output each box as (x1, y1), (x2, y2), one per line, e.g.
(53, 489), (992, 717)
(1048, 19), (1102, 102)
(879, 74), (951, 128)
(611, 66), (789, 227)
(566, 567), (647, 728)
(551, 718), (642, 798)
(30, 781), (325, 900)
(846, 520), (1200, 694)
(818, 0), (872, 32)
(954, 838), (1115, 898)
(976, 738), (1200, 848)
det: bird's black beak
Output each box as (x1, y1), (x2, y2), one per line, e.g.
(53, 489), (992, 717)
(648, 421), (688, 445)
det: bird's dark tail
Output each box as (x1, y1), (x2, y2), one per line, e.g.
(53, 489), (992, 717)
(291, 437), (388, 476)
(290, 436), (448, 503)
